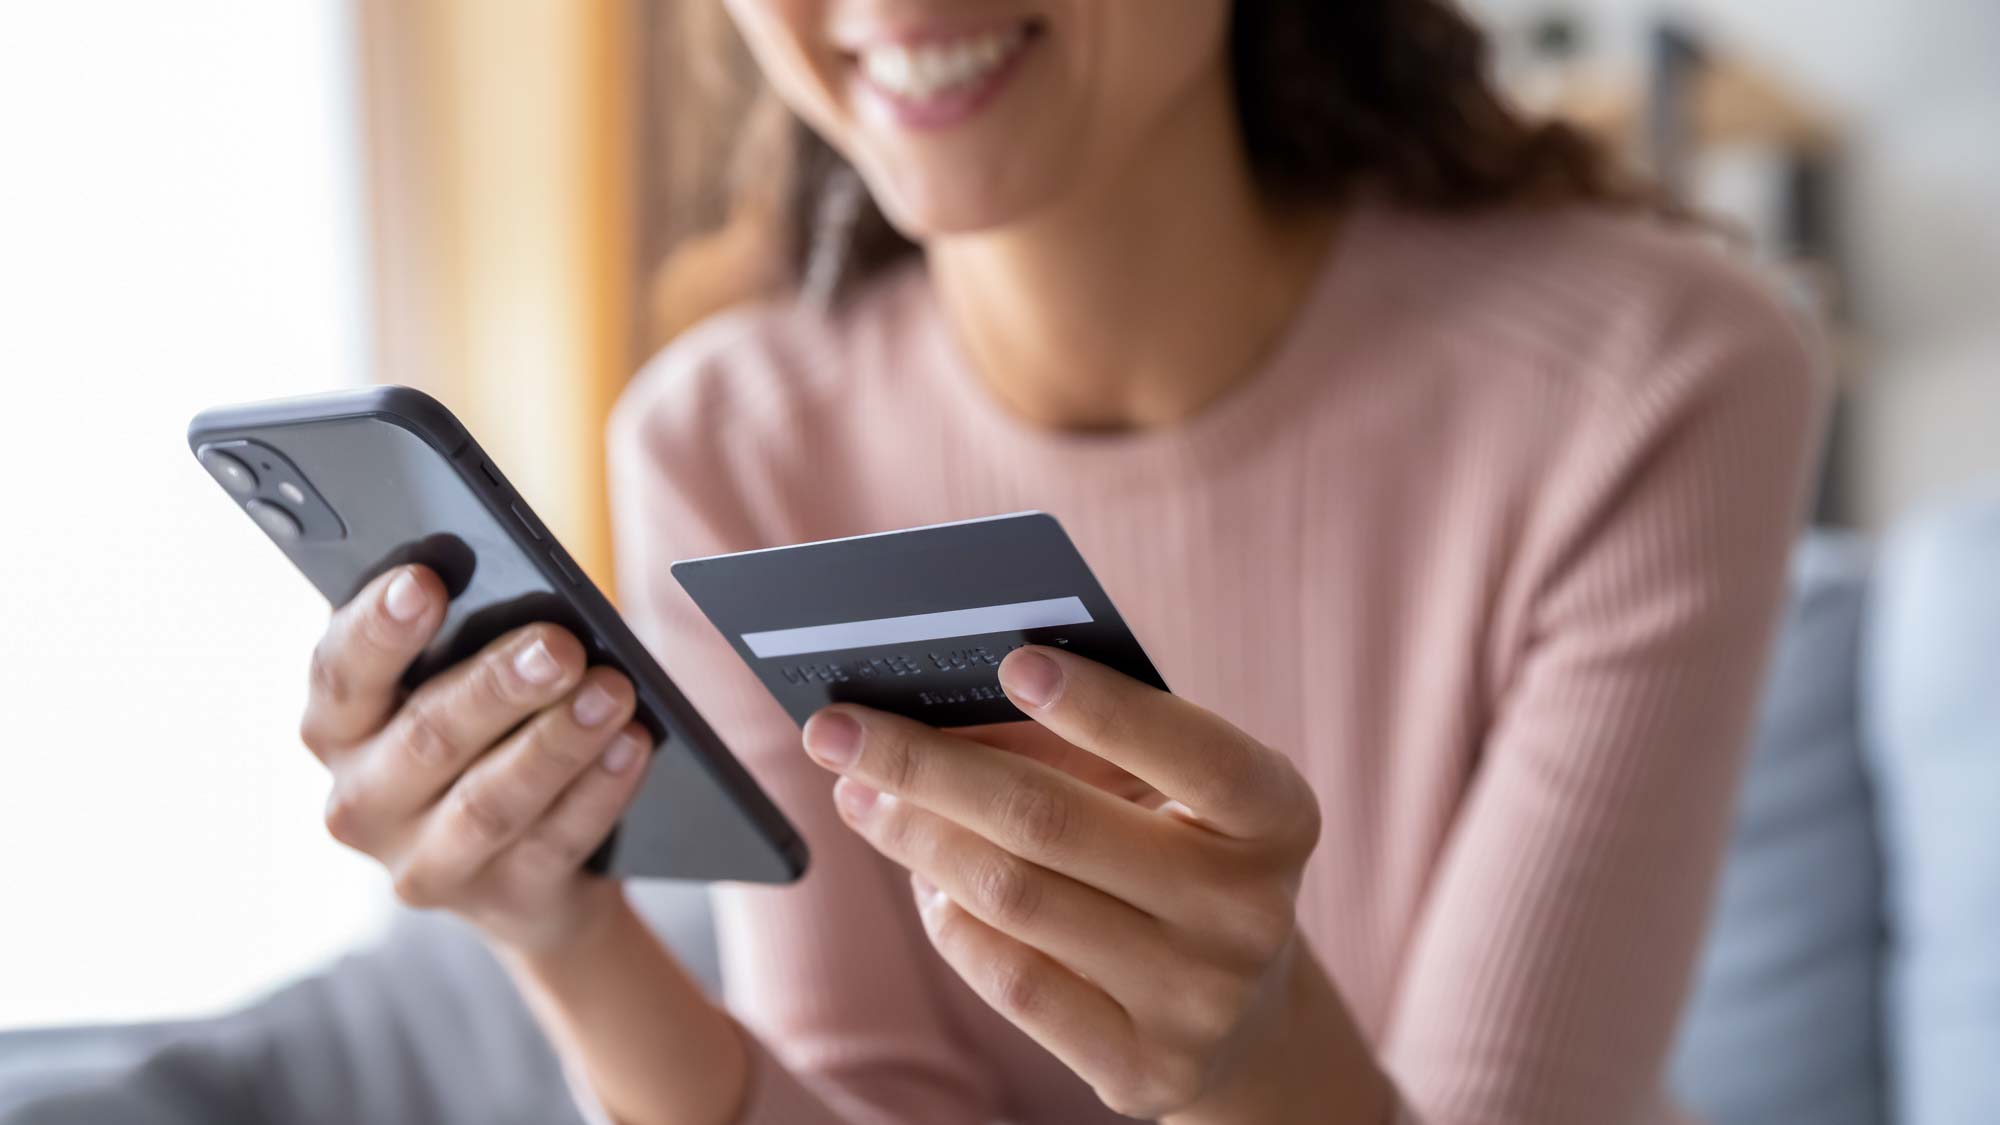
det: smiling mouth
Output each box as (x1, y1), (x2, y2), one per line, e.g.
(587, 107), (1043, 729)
(845, 18), (1045, 118)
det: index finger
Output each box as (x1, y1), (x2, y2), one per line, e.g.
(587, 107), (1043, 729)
(996, 646), (1312, 840)
(804, 705), (1200, 904)
(299, 565), (447, 754)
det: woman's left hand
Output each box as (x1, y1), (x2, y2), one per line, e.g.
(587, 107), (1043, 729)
(800, 645), (1393, 1123)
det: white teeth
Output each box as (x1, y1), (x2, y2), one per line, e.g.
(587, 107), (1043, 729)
(859, 26), (1027, 101)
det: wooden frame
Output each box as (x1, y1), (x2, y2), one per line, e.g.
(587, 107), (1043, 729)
(352, 0), (640, 584)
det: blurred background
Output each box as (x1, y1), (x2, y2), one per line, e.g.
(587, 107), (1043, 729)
(0, 0), (1993, 1110)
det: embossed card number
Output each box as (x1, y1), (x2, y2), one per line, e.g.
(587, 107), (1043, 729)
(672, 512), (1168, 728)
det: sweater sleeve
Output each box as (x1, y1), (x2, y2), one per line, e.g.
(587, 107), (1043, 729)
(598, 339), (1003, 1125)
(1378, 287), (1828, 1123)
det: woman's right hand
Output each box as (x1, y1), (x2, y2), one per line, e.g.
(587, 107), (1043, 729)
(299, 563), (654, 955)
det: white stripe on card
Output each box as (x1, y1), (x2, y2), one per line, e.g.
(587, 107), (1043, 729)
(742, 597), (1093, 659)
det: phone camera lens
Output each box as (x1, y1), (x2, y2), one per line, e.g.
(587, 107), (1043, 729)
(245, 499), (302, 543)
(200, 448), (258, 497)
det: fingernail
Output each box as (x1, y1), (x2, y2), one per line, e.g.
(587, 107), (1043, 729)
(384, 570), (427, 622)
(1000, 649), (1062, 709)
(601, 730), (645, 773)
(514, 638), (561, 685)
(834, 777), (881, 820)
(572, 683), (618, 727)
(803, 711), (862, 770)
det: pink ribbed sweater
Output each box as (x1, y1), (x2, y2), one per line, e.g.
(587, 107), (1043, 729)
(605, 201), (1825, 1125)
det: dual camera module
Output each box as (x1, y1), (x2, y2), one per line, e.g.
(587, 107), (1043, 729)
(197, 441), (345, 544)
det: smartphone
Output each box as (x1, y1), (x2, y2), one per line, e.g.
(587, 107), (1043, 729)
(187, 385), (808, 884)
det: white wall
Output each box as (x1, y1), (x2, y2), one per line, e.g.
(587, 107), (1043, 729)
(1471, 0), (2000, 528)
(0, 2), (389, 1028)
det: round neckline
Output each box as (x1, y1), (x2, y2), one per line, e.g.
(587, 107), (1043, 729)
(910, 198), (1379, 481)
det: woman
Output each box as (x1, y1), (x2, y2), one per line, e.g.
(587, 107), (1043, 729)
(299, 1), (1826, 1122)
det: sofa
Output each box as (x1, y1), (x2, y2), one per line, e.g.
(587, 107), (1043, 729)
(4, 495), (1997, 1125)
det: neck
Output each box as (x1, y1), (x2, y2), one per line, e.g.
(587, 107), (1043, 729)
(925, 68), (1338, 433)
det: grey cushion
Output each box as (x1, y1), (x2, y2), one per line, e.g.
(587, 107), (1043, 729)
(1669, 534), (1888, 1125)
(1863, 492), (2000, 1125)
(0, 883), (719, 1125)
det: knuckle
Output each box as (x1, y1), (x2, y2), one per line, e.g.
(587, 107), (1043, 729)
(520, 788), (621, 877)
(1227, 892), (1297, 965)
(1094, 1078), (1147, 1120)
(986, 955), (1045, 1022)
(305, 637), (352, 711)
(1141, 1053), (1208, 1116)
(390, 864), (442, 909)
(990, 776), (1072, 857)
(511, 826), (587, 879)
(1096, 1050), (1201, 1121)
(469, 647), (519, 706)
(1096, 1086), (1152, 1120)
(487, 855), (555, 910)
(966, 852), (1041, 927)
(1185, 759), (1252, 821)
(523, 717), (598, 781)
(1250, 756), (1321, 852)
(321, 785), (369, 849)
(449, 781), (519, 845)
(1176, 968), (1251, 1045)
(1094, 1067), (1150, 1119)
(867, 723), (921, 794)
(298, 714), (332, 759)
(397, 702), (460, 771)
(1284, 782), (1324, 852)
(298, 719), (326, 757)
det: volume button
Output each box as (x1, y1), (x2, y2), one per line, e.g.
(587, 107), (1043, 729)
(510, 501), (543, 541)
(549, 547), (582, 586)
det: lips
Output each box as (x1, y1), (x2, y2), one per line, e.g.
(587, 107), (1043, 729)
(843, 18), (1043, 127)
(857, 23), (1032, 101)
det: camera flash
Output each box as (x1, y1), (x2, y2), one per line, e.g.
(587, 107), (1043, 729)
(277, 481), (306, 505)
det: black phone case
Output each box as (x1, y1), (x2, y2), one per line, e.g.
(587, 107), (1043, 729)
(188, 385), (808, 884)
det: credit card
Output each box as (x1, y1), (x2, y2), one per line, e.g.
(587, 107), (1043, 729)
(672, 512), (1168, 727)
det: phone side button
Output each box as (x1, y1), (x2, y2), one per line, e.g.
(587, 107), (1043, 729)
(549, 548), (582, 586)
(510, 501), (543, 541)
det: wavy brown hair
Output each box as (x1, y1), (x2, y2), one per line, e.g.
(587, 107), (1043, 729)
(662, 0), (1661, 304)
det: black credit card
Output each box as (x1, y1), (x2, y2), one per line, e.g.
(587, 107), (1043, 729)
(672, 512), (1168, 727)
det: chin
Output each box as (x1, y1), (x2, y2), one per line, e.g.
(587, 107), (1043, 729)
(854, 147), (1068, 242)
